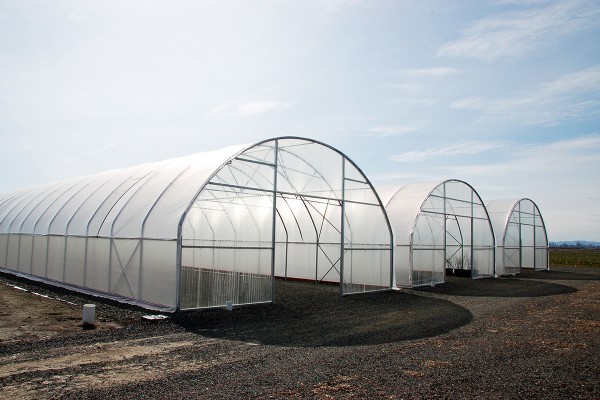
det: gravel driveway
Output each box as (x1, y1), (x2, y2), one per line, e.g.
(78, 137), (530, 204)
(1, 266), (598, 399)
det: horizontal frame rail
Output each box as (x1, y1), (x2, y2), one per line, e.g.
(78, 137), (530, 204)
(206, 182), (382, 207)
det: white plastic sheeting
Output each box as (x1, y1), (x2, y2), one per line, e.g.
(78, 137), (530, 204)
(0, 137), (393, 311)
(379, 180), (496, 287)
(486, 198), (548, 276)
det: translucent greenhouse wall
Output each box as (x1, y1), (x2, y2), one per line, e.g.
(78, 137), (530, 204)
(382, 180), (495, 288)
(179, 138), (394, 310)
(0, 162), (199, 310)
(0, 145), (256, 311)
(487, 198), (548, 275)
(0, 137), (393, 311)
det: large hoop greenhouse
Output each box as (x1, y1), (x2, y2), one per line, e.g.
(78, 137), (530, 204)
(0, 137), (394, 311)
(486, 198), (549, 276)
(378, 180), (496, 288)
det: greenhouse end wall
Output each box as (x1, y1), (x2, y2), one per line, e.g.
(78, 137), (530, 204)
(381, 180), (495, 288)
(178, 138), (394, 310)
(487, 198), (549, 275)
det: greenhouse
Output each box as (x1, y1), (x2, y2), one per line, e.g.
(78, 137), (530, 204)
(486, 198), (549, 276)
(0, 137), (394, 311)
(378, 180), (496, 288)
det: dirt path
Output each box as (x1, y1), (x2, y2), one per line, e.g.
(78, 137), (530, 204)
(0, 281), (123, 344)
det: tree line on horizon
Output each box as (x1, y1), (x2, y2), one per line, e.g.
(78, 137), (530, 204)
(549, 241), (600, 249)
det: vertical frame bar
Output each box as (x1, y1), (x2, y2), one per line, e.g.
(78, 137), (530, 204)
(533, 202), (538, 271)
(470, 188), (474, 277)
(176, 226), (183, 310)
(390, 213), (394, 289)
(516, 201), (523, 273)
(339, 157), (346, 297)
(315, 219), (319, 282)
(270, 140), (279, 303)
(108, 238), (113, 291)
(442, 182), (447, 282)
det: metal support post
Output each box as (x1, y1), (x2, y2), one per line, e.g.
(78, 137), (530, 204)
(270, 140), (279, 303)
(339, 158), (346, 297)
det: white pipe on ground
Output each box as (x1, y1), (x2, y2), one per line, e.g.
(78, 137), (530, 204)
(82, 304), (96, 325)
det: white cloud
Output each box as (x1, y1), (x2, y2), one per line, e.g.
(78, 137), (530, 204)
(60, 142), (121, 166)
(449, 66), (600, 125)
(386, 68), (458, 96)
(438, 0), (600, 60)
(390, 82), (423, 92)
(442, 134), (600, 177)
(368, 121), (427, 137)
(369, 172), (421, 181)
(495, 0), (550, 4)
(236, 101), (291, 117)
(535, 133), (600, 152)
(539, 66), (600, 96)
(316, 0), (362, 13)
(389, 98), (438, 107)
(391, 141), (505, 162)
(443, 134), (600, 241)
(398, 67), (459, 77)
(398, 134), (600, 240)
(203, 100), (240, 118)
(67, 14), (85, 23)
(449, 97), (483, 109)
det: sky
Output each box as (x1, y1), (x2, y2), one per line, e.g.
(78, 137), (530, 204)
(1, 0), (599, 241)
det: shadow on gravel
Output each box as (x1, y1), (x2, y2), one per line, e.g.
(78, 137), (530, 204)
(173, 280), (472, 347)
(517, 268), (600, 281)
(416, 275), (577, 297)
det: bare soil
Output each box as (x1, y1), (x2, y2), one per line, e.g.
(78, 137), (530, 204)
(1, 266), (599, 399)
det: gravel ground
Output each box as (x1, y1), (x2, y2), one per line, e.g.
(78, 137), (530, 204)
(1, 265), (599, 399)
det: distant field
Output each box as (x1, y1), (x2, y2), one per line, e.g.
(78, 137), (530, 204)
(550, 248), (600, 267)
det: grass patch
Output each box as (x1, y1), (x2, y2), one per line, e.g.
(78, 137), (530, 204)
(550, 248), (600, 267)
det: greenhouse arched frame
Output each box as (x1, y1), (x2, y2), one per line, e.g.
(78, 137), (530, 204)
(486, 198), (549, 276)
(0, 137), (394, 311)
(378, 180), (496, 288)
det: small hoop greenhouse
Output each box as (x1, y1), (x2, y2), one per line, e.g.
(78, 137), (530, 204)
(0, 137), (394, 311)
(378, 180), (496, 287)
(486, 198), (549, 276)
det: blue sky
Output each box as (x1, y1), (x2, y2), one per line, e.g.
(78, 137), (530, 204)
(1, 0), (599, 241)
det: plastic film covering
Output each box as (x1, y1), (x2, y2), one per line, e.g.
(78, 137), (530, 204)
(342, 160), (393, 294)
(379, 180), (495, 287)
(0, 138), (393, 311)
(0, 145), (247, 310)
(487, 198), (549, 275)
